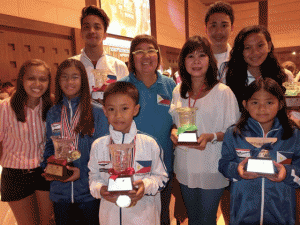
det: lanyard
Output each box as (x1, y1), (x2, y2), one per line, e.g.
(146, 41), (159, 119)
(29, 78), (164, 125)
(188, 84), (205, 108)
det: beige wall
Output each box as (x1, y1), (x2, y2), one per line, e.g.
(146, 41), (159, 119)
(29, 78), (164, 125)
(0, 0), (85, 28)
(155, 0), (186, 49)
(1, 0), (300, 50)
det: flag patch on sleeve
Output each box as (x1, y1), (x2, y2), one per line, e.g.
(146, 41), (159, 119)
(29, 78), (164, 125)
(136, 161), (152, 174)
(277, 151), (293, 164)
(157, 94), (171, 105)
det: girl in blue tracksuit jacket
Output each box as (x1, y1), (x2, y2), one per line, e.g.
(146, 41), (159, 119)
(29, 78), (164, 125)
(41, 59), (109, 225)
(219, 77), (300, 225)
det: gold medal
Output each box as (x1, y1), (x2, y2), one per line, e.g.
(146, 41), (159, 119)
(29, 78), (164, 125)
(70, 150), (81, 161)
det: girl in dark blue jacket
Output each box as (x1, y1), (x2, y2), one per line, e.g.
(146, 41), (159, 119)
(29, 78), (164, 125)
(219, 77), (300, 225)
(42, 59), (109, 225)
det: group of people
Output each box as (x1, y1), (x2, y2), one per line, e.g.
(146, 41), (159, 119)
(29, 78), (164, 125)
(1, 1), (300, 225)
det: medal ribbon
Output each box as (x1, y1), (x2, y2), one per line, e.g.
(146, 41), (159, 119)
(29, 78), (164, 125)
(61, 104), (81, 150)
(188, 83), (206, 108)
(109, 137), (136, 180)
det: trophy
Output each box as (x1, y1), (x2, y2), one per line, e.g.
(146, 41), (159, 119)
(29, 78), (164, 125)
(108, 143), (135, 208)
(246, 148), (275, 175)
(45, 136), (81, 180)
(176, 107), (198, 145)
(91, 69), (116, 100)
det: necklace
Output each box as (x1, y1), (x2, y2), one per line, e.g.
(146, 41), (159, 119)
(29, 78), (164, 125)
(188, 83), (205, 108)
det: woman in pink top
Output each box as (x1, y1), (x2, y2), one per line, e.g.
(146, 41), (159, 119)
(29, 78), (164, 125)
(0, 59), (54, 225)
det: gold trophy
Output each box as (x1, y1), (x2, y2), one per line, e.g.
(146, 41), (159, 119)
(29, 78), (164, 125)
(45, 136), (81, 180)
(108, 143), (135, 208)
(176, 107), (198, 145)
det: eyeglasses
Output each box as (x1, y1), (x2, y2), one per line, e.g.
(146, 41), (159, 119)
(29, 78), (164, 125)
(132, 49), (158, 56)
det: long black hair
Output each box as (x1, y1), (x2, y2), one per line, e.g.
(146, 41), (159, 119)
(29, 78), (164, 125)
(178, 35), (219, 99)
(55, 59), (94, 136)
(234, 77), (295, 140)
(226, 25), (286, 110)
(11, 59), (52, 122)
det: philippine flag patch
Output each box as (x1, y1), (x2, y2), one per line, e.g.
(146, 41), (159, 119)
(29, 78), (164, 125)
(106, 75), (117, 84)
(136, 161), (152, 174)
(277, 151), (293, 164)
(157, 94), (171, 105)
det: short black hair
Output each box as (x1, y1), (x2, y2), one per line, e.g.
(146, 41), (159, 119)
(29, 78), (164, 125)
(80, 5), (110, 32)
(103, 82), (139, 105)
(205, 1), (234, 26)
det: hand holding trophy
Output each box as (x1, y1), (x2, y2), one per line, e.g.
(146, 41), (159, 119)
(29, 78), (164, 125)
(44, 136), (81, 181)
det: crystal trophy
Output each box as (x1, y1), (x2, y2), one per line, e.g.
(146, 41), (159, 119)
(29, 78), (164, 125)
(45, 136), (81, 180)
(108, 143), (135, 208)
(176, 107), (198, 145)
(91, 69), (116, 100)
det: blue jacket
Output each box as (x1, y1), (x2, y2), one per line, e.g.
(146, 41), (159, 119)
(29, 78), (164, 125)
(120, 72), (176, 173)
(219, 117), (300, 225)
(41, 96), (109, 203)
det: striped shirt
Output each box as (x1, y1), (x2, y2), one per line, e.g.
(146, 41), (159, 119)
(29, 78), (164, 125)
(0, 98), (45, 169)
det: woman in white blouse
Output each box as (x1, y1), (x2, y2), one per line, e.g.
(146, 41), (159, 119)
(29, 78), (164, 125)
(169, 36), (239, 225)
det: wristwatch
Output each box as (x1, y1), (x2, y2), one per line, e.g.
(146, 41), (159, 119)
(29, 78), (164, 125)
(211, 133), (218, 144)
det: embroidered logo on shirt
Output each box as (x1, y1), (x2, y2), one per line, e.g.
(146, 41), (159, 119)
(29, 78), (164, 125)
(51, 122), (61, 134)
(277, 151), (293, 164)
(157, 94), (170, 105)
(235, 149), (251, 158)
(107, 75), (117, 84)
(136, 161), (152, 174)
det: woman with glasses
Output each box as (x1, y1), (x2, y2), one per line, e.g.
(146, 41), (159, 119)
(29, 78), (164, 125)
(120, 34), (176, 225)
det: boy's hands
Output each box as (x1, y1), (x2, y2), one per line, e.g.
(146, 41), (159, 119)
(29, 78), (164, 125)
(100, 186), (119, 204)
(238, 157), (260, 180)
(100, 180), (145, 207)
(127, 180), (145, 207)
(264, 161), (287, 182)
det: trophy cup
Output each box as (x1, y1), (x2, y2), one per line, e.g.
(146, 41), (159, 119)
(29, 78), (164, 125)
(108, 143), (135, 208)
(91, 69), (116, 100)
(176, 107), (198, 145)
(45, 136), (81, 180)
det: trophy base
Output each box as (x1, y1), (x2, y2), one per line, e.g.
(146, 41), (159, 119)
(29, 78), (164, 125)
(246, 158), (275, 174)
(108, 176), (133, 192)
(44, 162), (74, 181)
(178, 131), (198, 146)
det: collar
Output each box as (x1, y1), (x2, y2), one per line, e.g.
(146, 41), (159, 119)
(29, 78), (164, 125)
(245, 117), (282, 137)
(25, 98), (43, 113)
(62, 95), (80, 108)
(129, 71), (164, 87)
(110, 121), (137, 144)
(81, 48), (105, 62)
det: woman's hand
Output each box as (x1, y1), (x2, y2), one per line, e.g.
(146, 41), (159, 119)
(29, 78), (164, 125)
(193, 133), (214, 150)
(238, 157), (260, 180)
(127, 180), (145, 207)
(264, 161), (287, 182)
(100, 186), (119, 204)
(170, 128), (178, 145)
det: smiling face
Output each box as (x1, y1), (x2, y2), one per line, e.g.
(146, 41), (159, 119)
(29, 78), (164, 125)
(243, 32), (271, 70)
(243, 89), (280, 134)
(104, 94), (140, 133)
(23, 65), (49, 102)
(133, 42), (158, 78)
(59, 66), (81, 99)
(206, 13), (232, 50)
(81, 15), (107, 48)
(184, 49), (209, 81)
